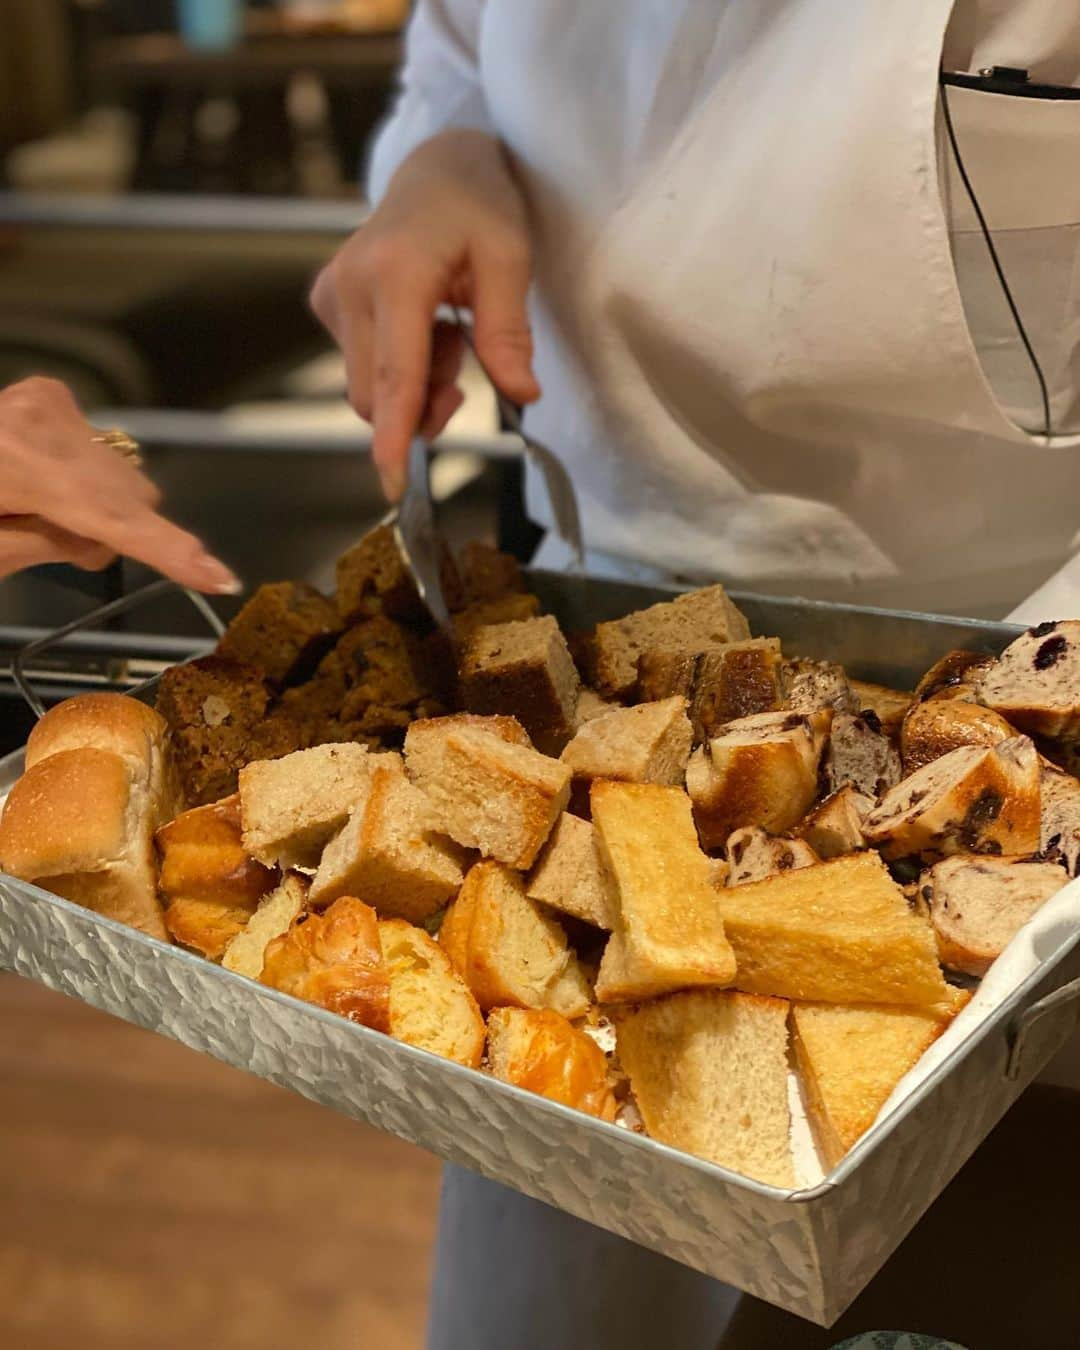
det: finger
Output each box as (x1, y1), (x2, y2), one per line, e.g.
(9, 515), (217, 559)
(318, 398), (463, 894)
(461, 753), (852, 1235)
(371, 271), (442, 499)
(418, 384), (465, 442)
(341, 309), (376, 423)
(470, 241), (541, 405)
(0, 516), (115, 578)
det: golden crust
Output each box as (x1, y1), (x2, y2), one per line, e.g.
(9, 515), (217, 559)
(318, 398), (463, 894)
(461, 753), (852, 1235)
(486, 1007), (617, 1120)
(0, 748), (130, 877)
(156, 794), (279, 907)
(25, 692), (168, 771)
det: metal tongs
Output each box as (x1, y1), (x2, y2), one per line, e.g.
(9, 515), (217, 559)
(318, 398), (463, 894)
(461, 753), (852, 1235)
(390, 311), (587, 630)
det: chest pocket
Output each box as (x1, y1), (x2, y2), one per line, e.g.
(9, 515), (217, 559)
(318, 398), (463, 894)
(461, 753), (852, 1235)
(940, 83), (1080, 436)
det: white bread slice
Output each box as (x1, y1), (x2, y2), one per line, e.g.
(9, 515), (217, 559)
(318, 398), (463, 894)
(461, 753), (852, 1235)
(560, 697), (693, 787)
(525, 812), (614, 929)
(794, 786), (873, 860)
(0, 746), (168, 941)
(379, 918), (485, 1067)
(977, 621), (1080, 740)
(239, 742), (402, 869)
(717, 852), (949, 1006)
(686, 710), (832, 851)
(900, 698), (1015, 775)
(439, 861), (590, 1017)
(848, 680), (913, 741)
(591, 584), (751, 699)
(826, 712), (901, 798)
(725, 827), (819, 887)
(615, 990), (794, 1188)
(1040, 759), (1080, 875)
(592, 781), (736, 1002)
(309, 767), (463, 919)
(222, 871), (310, 979)
(486, 1007), (617, 1119)
(920, 855), (1068, 977)
(862, 737), (1041, 861)
(405, 719), (570, 869)
(259, 894), (390, 1030)
(791, 996), (968, 1168)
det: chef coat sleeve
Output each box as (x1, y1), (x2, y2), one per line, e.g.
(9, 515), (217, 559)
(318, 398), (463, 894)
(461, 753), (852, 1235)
(366, 0), (492, 204)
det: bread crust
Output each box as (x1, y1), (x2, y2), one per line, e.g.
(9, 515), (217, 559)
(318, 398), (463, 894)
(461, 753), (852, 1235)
(900, 699), (1015, 775)
(486, 1007), (617, 1119)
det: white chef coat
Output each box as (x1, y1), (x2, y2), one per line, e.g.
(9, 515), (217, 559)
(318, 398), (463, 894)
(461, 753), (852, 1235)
(369, 0), (1080, 620)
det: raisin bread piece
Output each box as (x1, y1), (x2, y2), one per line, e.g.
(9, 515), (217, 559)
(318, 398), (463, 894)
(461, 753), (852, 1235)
(826, 711), (901, 798)
(977, 621), (1080, 741)
(862, 737), (1041, 862)
(795, 786), (873, 860)
(725, 827), (820, 887)
(848, 681), (913, 743)
(1039, 759), (1080, 876)
(900, 698), (1016, 776)
(782, 659), (858, 715)
(914, 650), (995, 703)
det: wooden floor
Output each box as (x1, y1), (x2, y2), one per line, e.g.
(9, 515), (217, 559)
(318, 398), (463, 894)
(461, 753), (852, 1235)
(0, 973), (440, 1350)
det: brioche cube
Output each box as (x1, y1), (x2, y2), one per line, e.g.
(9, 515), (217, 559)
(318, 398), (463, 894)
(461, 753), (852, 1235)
(156, 793), (278, 907)
(591, 781), (736, 1002)
(862, 737), (1041, 861)
(379, 919), (485, 1067)
(560, 697), (693, 787)
(725, 826), (819, 887)
(486, 1007), (617, 1120)
(405, 718), (570, 870)
(900, 698), (1015, 775)
(977, 621), (1080, 740)
(636, 639), (783, 742)
(791, 997), (965, 1169)
(439, 861), (591, 1018)
(222, 872), (310, 979)
(615, 990), (794, 1188)
(239, 742), (402, 869)
(717, 852), (949, 1006)
(795, 786), (872, 860)
(260, 895), (390, 1030)
(460, 614), (581, 754)
(526, 813), (614, 930)
(920, 855), (1068, 977)
(686, 710), (831, 851)
(591, 584), (751, 700)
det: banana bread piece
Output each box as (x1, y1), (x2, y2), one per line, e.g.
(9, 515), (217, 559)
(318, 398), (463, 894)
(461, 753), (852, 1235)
(217, 581), (342, 688)
(335, 523), (426, 624)
(457, 541), (528, 604)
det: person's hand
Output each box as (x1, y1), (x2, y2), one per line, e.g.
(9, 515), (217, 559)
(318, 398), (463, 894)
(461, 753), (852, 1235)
(310, 128), (541, 498)
(0, 377), (239, 592)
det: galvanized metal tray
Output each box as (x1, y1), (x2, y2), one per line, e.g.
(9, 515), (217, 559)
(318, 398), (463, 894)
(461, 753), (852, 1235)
(2, 572), (1079, 1327)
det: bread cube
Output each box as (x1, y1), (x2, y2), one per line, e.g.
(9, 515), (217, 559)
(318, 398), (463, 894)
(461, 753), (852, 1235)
(1040, 760), (1080, 876)
(222, 872), (310, 979)
(725, 826), (819, 887)
(913, 650), (994, 702)
(636, 638), (783, 741)
(560, 696), (692, 787)
(826, 711), (901, 797)
(486, 1007), (617, 1119)
(526, 812), (614, 929)
(461, 614), (580, 754)
(335, 523), (424, 624)
(795, 786), (873, 859)
(848, 680), (913, 741)
(977, 620), (1080, 741)
(900, 698), (1015, 775)
(218, 581), (341, 687)
(379, 919), (485, 1067)
(782, 659), (857, 714)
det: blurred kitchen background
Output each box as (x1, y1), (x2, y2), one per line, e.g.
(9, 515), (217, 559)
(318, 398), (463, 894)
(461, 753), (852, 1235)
(0, 0), (523, 755)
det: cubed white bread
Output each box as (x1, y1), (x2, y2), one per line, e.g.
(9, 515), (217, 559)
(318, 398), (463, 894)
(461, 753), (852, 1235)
(862, 737), (1041, 861)
(526, 813), (614, 929)
(615, 989), (794, 1188)
(920, 854), (1068, 977)
(560, 697), (693, 787)
(239, 742), (402, 869)
(309, 768), (464, 920)
(686, 710), (832, 851)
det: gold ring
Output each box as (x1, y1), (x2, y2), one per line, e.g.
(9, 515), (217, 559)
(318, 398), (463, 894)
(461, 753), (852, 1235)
(91, 426), (143, 468)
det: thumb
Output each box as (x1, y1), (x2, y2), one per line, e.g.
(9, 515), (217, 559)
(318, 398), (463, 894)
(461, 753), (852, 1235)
(470, 241), (541, 406)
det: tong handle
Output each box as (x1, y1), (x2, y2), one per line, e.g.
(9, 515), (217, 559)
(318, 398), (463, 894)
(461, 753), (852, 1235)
(13, 579), (226, 719)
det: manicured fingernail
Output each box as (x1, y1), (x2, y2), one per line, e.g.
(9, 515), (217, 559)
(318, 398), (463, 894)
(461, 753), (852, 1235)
(195, 556), (243, 595)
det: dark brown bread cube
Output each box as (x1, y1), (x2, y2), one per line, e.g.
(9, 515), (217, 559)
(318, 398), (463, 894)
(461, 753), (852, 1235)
(450, 593), (542, 646)
(460, 615), (581, 755)
(335, 524), (425, 624)
(217, 582), (342, 687)
(637, 639), (783, 741)
(335, 616), (427, 708)
(457, 541), (527, 605)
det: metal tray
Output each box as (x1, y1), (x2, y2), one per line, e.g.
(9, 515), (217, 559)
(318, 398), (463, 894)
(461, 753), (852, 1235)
(2, 572), (1079, 1327)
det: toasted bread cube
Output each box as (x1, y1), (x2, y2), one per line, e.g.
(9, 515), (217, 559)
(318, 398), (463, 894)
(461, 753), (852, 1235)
(239, 742), (402, 869)
(725, 827), (819, 887)
(574, 688), (616, 729)
(260, 895), (390, 1030)
(405, 719), (570, 869)
(592, 781), (736, 1002)
(826, 712), (901, 798)
(461, 615), (581, 754)
(439, 861), (591, 1018)
(379, 919), (485, 1067)
(218, 581), (341, 687)
(795, 786), (872, 860)
(156, 793), (278, 908)
(560, 697), (693, 787)
(848, 680), (913, 741)
(977, 621), (1080, 741)
(791, 998), (964, 1168)
(591, 585), (751, 700)
(1040, 760), (1080, 876)
(782, 659), (856, 714)
(486, 1007), (617, 1120)
(636, 639), (784, 742)
(900, 698), (1015, 775)
(686, 710), (831, 851)
(718, 852), (949, 1006)
(616, 990), (793, 1188)
(920, 854), (1068, 977)
(451, 593), (542, 646)
(526, 813), (614, 930)
(863, 737), (1041, 861)
(222, 872), (310, 979)
(310, 768), (464, 919)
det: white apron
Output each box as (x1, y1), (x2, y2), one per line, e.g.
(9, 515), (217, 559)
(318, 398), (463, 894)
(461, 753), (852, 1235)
(477, 0), (1080, 619)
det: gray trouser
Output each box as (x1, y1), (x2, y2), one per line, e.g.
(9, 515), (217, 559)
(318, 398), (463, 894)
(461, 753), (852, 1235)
(425, 1165), (743, 1350)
